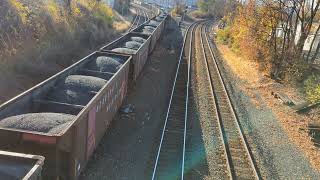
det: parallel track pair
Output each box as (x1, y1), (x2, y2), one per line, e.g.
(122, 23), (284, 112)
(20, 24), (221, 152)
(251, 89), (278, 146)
(128, 7), (149, 32)
(152, 21), (260, 180)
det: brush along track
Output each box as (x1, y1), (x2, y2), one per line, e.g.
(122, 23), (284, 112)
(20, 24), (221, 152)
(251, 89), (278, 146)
(151, 22), (197, 180)
(196, 21), (260, 179)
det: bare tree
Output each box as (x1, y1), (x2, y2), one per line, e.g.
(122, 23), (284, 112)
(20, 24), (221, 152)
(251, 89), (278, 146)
(64, 0), (72, 14)
(262, 0), (320, 79)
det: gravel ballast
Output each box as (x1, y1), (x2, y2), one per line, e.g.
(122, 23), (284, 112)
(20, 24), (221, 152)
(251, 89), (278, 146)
(0, 113), (75, 134)
(88, 56), (122, 73)
(125, 41), (142, 50)
(112, 48), (136, 54)
(207, 31), (320, 178)
(131, 37), (146, 44)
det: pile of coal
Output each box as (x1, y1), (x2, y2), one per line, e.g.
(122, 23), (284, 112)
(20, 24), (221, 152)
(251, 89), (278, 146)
(147, 20), (160, 27)
(125, 41), (142, 50)
(46, 89), (93, 106)
(144, 26), (155, 30)
(131, 36), (146, 44)
(141, 29), (153, 35)
(155, 17), (163, 21)
(0, 113), (75, 134)
(88, 56), (123, 73)
(63, 75), (107, 92)
(112, 48), (136, 54)
(47, 75), (107, 105)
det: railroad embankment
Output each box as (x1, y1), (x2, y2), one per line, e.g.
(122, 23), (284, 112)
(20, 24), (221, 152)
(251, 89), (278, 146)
(0, 0), (126, 104)
(214, 36), (320, 177)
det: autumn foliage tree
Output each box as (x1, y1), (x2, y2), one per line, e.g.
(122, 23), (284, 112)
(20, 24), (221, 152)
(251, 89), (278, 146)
(217, 0), (320, 81)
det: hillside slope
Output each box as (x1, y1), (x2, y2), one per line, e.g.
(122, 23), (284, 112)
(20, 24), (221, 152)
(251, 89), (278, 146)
(0, 0), (123, 103)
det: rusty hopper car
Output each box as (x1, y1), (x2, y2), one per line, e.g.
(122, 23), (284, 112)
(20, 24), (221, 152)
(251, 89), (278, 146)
(156, 12), (168, 34)
(0, 51), (131, 179)
(132, 24), (157, 53)
(100, 32), (151, 81)
(154, 14), (167, 39)
(133, 15), (166, 54)
(0, 150), (44, 180)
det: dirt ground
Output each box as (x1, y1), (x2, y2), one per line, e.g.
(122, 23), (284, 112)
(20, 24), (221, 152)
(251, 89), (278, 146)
(209, 27), (320, 178)
(80, 17), (185, 180)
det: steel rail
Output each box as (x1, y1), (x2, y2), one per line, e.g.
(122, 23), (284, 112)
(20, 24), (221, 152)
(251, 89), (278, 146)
(201, 21), (260, 180)
(128, 8), (139, 32)
(197, 21), (232, 179)
(151, 21), (198, 180)
(136, 9), (141, 28)
(181, 19), (194, 180)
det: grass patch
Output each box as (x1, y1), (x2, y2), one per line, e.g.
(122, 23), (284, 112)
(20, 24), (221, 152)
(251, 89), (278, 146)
(304, 74), (320, 103)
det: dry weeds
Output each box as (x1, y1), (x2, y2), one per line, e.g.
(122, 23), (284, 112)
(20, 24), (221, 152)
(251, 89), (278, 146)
(216, 43), (320, 171)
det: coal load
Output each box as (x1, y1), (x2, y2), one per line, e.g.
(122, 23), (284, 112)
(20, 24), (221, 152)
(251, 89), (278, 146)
(47, 75), (107, 106)
(46, 89), (93, 106)
(144, 26), (155, 31)
(147, 20), (160, 27)
(125, 41), (142, 50)
(112, 48), (136, 54)
(141, 26), (155, 35)
(63, 75), (107, 92)
(155, 17), (163, 21)
(141, 29), (152, 35)
(0, 113), (75, 135)
(131, 36), (146, 44)
(88, 56), (123, 73)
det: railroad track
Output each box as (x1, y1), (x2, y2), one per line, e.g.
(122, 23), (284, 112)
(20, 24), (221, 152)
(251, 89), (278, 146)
(151, 22), (196, 180)
(128, 7), (150, 33)
(151, 20), (260, 179)
(128, 8), (141, 32)
(197, 21), (260, 179)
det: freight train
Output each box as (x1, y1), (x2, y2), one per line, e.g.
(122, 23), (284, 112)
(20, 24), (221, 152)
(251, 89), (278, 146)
(0, 10), (168, 180)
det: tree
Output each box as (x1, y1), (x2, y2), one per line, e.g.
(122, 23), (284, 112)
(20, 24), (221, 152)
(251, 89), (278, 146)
(64, 0), (72, 13)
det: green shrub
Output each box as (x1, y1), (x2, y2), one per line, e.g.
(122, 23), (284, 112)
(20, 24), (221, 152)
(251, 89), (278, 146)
(191, 10), (212, 19)
(216, 26), (231, 45)
(93, 2), (113, 26)
(304, 74), (320, 103)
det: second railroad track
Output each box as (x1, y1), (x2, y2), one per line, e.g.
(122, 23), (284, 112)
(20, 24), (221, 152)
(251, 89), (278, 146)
(151, 21), (261, 180)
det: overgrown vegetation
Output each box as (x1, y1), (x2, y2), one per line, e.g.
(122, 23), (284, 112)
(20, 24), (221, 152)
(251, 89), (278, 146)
(215, 0), (320, 99)
(304, 74), (320, 103)
(0, 0), (117, 103)
(0, 0), (114, 66)
(172, 3), (185, 16)
(195, 0), (226, 18)
(217, 0), (320, 78)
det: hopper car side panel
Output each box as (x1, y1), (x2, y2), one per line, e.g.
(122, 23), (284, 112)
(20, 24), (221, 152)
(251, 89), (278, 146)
(0, 52), (131, 179)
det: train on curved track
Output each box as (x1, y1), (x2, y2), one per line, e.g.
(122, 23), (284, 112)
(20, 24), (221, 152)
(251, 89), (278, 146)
(0, 8), (168, 180)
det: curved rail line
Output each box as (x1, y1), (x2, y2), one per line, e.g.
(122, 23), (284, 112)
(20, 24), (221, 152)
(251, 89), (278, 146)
(199, 21), (260, 179)
(151, 22), (198, 180)
(128, 6), (150, 33)
(128, 8), (141, 32)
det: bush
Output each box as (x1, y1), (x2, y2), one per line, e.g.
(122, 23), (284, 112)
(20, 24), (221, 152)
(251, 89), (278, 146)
(216, 26), (232, 45)
(92, 2), (113, 26)
(191, 10), (212, 19)
(304, 74), (320, 103)
(172, 5), (184, 16)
